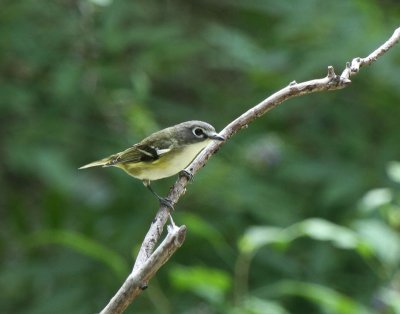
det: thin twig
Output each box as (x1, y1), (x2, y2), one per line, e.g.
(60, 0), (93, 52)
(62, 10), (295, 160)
(100, 27), (400, 314)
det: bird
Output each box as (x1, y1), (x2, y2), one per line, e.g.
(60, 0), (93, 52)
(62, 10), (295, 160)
(79, 120), (224, 209)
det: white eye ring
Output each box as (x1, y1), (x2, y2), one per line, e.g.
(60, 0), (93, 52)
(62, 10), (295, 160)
(192, 127), (204, 138)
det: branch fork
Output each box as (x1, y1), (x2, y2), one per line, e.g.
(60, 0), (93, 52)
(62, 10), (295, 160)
(100, 223), (186, 314)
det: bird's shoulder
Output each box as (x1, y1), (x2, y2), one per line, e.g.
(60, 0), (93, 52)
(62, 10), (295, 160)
(111, 132), (178, 164)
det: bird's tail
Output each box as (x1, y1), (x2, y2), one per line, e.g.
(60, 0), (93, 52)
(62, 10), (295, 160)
(79, 157), (112, 169)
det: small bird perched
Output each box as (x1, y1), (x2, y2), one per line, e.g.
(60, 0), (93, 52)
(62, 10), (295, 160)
(79, 120), (224, 208)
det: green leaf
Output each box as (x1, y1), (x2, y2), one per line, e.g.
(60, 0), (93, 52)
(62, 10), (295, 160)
(273, 280), (373, 314)
(178, 212), (225, 247)
(231, 297), (290, 314)
(353, 219), (400, 269)
(238, 218), (372, 257)
(169, 265), (231, 304)
(88, 0), (113, 6)
(386, 161), (400, 183)
(359, 188), (392, 213)
(296, 218), (359, 249)
(238, 226), (283, 254)
(28, 229), (128, 278)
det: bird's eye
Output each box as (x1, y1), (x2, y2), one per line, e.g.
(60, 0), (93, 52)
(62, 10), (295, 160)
(193, 127), (204, 138)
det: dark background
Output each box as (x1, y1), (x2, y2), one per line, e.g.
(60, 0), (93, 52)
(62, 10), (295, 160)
(1, 1), (400, 313)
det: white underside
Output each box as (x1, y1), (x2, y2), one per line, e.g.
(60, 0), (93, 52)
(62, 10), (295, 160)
(123, 140), (211, 181)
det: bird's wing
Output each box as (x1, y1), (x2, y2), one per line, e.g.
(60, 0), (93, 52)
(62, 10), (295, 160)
(109, 138), (175, 165)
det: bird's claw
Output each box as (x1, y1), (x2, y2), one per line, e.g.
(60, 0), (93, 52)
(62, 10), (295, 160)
(159, 197), (174, 210)
(179, 169), (194, 182)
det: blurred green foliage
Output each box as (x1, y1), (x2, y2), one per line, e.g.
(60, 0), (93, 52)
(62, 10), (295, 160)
(1, 0), (400, 313)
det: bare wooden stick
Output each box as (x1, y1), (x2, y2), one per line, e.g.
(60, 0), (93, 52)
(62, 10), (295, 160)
(100, 224), (186, 314)
(100, 27), (400, 314)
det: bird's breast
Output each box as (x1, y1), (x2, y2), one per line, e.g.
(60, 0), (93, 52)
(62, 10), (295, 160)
(120, 140), (211, 181)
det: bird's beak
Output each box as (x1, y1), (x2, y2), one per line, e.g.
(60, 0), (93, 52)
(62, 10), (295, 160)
(208, 132), (225, 141)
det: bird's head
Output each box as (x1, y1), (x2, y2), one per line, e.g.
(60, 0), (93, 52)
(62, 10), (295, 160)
(176, 121), (225, 144)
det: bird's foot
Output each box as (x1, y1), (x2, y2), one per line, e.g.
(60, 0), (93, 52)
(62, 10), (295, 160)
(159, 197), (174, 210)
(179, 169), (194, 182)
(145, 182), (175, 210)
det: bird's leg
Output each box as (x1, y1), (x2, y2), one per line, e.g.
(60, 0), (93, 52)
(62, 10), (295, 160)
(179, 169), (194, 182)
(147, 184), (174, 210)
(143, 180), (174, 210)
